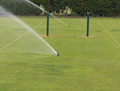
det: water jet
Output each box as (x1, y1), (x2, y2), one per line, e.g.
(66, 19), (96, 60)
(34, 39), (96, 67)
(0, 6), (57, 55)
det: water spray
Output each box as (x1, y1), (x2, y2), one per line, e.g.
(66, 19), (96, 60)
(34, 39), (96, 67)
(0, 6), (58, 55)
(25, 0), (69, 27)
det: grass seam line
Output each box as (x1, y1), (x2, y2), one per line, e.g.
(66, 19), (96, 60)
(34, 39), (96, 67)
(33, 21), (44, 29)
(0, 31), (30, 51)
(99, 22), (120, 47)
(0, 21), (45, 51)
(0, 25), (14, 33)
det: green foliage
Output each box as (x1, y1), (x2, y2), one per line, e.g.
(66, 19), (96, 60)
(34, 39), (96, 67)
(40, 0), (120, 17)
(0, 0), (120, 16)
(0, 0), (41, 16)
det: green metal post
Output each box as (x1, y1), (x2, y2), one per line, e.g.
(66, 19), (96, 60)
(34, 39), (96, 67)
(87, 12), (89, 37)
(47, 12), (49, 36)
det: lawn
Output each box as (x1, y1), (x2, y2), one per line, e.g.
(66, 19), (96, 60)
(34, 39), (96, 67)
(0, 17), (120, 91)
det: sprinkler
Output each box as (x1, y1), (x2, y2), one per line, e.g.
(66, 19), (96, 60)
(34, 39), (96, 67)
(57, 53), (59, 56)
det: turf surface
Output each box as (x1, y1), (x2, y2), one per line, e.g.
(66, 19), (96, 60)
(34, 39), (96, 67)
(0, 17), (120, 91)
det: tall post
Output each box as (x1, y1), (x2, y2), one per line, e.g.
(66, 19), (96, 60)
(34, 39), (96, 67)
(47, 12), (49, 36)
(87, 12), (89, 37)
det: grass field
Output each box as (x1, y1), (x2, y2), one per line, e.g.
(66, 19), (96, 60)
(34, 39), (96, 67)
(0, 17), (120, 91)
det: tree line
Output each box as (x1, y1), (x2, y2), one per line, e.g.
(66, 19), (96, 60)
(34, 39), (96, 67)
(0, 0), (120, 17)
(0, 0), (41, 15)
(35, 0), (120, 17)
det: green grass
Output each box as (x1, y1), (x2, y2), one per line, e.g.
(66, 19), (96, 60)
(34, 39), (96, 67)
(0, 17), (120, 91)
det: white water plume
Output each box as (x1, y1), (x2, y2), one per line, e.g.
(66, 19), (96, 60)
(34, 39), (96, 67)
(0, 0), (68, 27)
(24, 0), (69, 27)
(0, 6), (57, 55)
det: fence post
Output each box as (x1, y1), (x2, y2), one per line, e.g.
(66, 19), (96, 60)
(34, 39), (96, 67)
(87, 12), (89, 37)
(47, 12), (49, 36)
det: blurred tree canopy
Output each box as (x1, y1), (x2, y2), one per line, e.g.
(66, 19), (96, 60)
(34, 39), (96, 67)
(0, 0), (120, 17)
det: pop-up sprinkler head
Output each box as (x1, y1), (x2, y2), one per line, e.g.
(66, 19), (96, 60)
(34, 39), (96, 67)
(57, 53), (59, 56)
